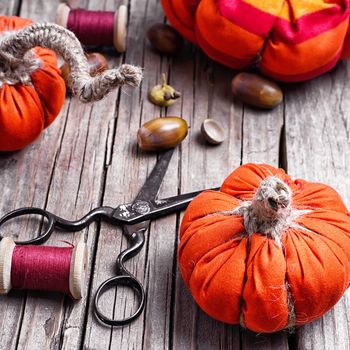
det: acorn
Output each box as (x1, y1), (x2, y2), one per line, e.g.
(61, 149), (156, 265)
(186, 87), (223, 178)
(149, 74), (181, 107)
(137, 117), (188, 151)
(231, 73), (283, 109)
(147, 23), (183, 55)
(60, 52), (109, 90)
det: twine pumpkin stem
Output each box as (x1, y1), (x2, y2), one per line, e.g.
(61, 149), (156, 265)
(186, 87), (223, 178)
(244, 177), (292, 242)
(0, 22), (143, 101)
(215, 177), (294, 245)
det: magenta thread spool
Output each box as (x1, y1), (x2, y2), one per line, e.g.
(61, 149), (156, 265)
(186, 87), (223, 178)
(56, 3), (128, 53)
(0, 237), (88, 299)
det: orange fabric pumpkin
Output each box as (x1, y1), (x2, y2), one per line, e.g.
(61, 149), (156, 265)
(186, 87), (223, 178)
(161, 0), (350, 82)
(0, 16), (66, 151)
(179, 163), (350, 332)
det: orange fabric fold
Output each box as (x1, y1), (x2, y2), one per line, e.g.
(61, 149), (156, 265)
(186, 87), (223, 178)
(242, 235), (289, 332)
(162, 0), (350, 81)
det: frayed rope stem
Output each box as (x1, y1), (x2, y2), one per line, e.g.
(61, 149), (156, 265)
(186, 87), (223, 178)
(0, 23), (143, 101)
(212, 177), (312, 246)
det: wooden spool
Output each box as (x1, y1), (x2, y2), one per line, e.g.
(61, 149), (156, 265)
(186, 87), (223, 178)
(56, 3), (128, 53)
(0, 237), (88, 299)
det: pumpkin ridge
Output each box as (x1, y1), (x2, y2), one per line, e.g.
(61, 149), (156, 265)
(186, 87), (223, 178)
(284, 229), (349, 324)
(309, 232), (349, 273)
(179, 216), (246, 278)
(188, 237), (245, 291)
(239, 233), (251, 329)
(240, 233), (295, 328)
(181, 214), (242, 241)
(292, 216), (350, 269)
(240, 236), (289, 331)
(284, 280), (296, 328)
(280, 237), (296, 328)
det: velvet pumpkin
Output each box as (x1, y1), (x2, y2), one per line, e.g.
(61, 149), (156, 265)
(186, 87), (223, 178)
(161, 0), (350, 82)
(179, 163), (350, 333)
(0, 16), (66, 151)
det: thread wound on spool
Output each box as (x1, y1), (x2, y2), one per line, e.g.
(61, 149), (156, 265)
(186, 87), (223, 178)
(0, 237), (87, 299)
(67, 9), (114, 46)
(11, 244), (73, 294)
(56, 3), (127, 52)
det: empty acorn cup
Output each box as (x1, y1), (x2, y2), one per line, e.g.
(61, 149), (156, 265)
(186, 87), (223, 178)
(200, 119), (225, 145)
(137, 117), (188, 151)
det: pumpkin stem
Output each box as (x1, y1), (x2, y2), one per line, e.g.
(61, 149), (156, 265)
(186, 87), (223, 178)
(0, 23), (142, 101)
(244, 177), (292, 243)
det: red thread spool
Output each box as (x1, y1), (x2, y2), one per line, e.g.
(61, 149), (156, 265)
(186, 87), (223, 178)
(56, 3), (128, 52)
(0, 237), (88, 299)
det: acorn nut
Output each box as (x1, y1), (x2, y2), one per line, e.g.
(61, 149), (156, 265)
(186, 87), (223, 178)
(149, 74), (181, 107)
(137, 117), (188, 151)
(231, 73), (283, 109)
(85, 53), (109, 75)
(147, 23), (183, 55)
(201, 119), (225, 145)
(61, 53), (108, 90)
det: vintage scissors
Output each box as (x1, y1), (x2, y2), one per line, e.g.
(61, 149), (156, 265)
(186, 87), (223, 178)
(0, 149), (217, 326)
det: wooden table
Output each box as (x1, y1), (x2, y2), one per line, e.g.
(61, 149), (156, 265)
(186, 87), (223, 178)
(0, 0), (350, 349)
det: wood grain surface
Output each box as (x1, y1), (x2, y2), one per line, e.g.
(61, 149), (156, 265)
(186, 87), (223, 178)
(0, 0), (349, 349)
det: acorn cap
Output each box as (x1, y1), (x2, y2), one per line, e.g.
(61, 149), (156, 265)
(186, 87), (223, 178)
(201, 119), (225, 145)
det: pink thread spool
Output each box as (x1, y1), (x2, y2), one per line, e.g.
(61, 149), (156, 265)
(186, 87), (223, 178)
(56, 3), (128, 52)
(0, 237), (88, 299)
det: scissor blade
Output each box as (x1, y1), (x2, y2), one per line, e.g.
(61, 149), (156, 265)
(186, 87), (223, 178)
(139, 187), (220, 222)
(134, 149), (174, 202)
(113, 187), (219, 225)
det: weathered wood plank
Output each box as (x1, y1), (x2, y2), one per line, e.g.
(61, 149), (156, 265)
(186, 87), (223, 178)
(0, 0), (116, 349)
(242, 330), (290, 350)
(169, 52), (288, 350)
(83, 0), (172, 348)
(0, 101), (70, 350)
(242, 104), (284, 165)
(20, 0), (60, 20)
(171, 54), (242, 350)
(134, 12), (181, 350)
(0, 3), (70, 350)
(240, 102), (289, 350)
(0, 0), (20, 16)
(284, 62), (350, 350)
(2, 2), (75, 349)
(1, 0), (349, 348)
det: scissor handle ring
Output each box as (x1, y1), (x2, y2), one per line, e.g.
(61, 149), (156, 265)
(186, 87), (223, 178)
(0, 207), (55, 245)
(94, 275), (146, 326)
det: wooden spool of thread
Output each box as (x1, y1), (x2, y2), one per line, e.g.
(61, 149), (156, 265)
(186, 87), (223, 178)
(0, 237), (88, 299)
(56, 3), (128, 52)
